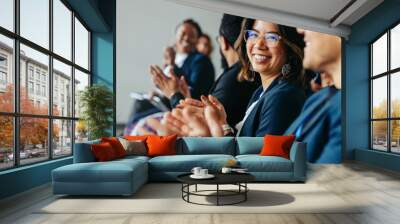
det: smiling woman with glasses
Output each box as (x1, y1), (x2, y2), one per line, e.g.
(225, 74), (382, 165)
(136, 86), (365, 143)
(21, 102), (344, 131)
(156, 19), (308, 138)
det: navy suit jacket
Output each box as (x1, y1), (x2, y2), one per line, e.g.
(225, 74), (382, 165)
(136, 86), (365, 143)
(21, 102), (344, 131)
(239, 77), (306, 137)
(174, 51), (215, 100)
(285, 86), (341, 163)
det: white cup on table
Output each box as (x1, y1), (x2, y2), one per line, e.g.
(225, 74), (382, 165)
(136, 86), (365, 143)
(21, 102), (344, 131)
(191, 167), (202, 176)
(199, 169), (208, 176)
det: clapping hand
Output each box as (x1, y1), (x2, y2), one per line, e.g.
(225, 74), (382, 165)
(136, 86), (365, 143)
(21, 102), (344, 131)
(149, 65), (180, 98)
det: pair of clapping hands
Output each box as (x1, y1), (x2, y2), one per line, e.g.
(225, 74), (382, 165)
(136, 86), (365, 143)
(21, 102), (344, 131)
(149, 47), (190, 99)
(161, 95), (229, 137)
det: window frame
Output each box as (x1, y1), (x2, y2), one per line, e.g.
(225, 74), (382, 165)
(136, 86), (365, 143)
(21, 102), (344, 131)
(370, 19), (400, 154)
(0, 0), (92, 171)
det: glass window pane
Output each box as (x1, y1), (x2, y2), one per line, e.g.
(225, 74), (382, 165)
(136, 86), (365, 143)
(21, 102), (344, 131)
(53, 59), (72, 117)
(372, 121), (388, 151)
(391, 120), (400, 153)
(20, 117), (49, 165)
(391, 72), (400, 118)
(53, 119), (72, 157)
(20, 44), (49, 115)
(75, 120), (88, 143)
(74, 69), (89, 118)
(0, 0), (14, 31)
(20, 0), (49, 49)
(391, 24), (400, 70)
(372, 33), (387, 76)
(0, 34), (14, 112)
(53, 0), (72, 60)
(372, 77), (387, 119)
(0, 116), (13, 170)
(74, 17), (89, 69)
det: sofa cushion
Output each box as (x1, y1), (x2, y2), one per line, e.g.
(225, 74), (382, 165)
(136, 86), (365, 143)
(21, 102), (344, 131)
(177, 137), (235, 155)
(118, 138), (147, 156)
(148, 154), (235, 172)
(73, 139), (100, 163)
(147, 135), (177, 157)
(53, 158), (147, 183)
(236, 155), (293, 172)
(235, 137), (263, 155)
(101, 137), (127, 158)
(91, 142), (118, 161)
(260, 135), (295, 159)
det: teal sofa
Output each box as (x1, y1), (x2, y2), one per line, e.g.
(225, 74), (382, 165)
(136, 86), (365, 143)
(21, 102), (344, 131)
(52, 137), (307, 196)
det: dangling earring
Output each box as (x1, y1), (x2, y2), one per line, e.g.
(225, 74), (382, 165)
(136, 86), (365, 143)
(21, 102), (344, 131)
(281, 63), (291, 77)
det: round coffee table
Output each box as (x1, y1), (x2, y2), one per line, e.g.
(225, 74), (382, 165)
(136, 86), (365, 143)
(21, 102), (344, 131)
(177, 173), (255, 206)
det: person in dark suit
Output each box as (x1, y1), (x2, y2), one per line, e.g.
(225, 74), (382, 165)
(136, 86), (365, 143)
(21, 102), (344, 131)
(150, 19), (215, 101)
(166, 14), (259, 128)
(284, 29), (342, 163)
(161, 19), (307, 137)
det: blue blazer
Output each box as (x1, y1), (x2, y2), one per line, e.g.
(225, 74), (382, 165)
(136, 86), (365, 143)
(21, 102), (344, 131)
(285, 87), (341, 163)
(175, 51), (215, 100)
(239, 77), (306, 137)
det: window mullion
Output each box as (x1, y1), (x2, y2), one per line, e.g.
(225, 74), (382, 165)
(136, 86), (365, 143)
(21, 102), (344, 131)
(48, 0), (54, 160)
(13, 0), (21, 167)
(370, 45), (373, 149)
(388, 30), (391, 152)
(71, 10), (76, 155)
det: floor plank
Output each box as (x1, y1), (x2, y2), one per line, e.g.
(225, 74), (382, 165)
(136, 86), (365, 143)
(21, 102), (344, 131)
(1, 162), (400, 224)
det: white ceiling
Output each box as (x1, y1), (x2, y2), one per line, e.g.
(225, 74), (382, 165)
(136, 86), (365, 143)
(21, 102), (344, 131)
(166, 0), (384, 38)
(225, 0), (352, 22)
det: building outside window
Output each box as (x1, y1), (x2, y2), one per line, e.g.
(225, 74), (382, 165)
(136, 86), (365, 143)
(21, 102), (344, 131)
(370, 22), (400, 154)
(41, 73), (46, 83)
(0, 0), (91, 170)
(42, 85), (46, 97)
(0, 55), (7, 89)
(28, 66), (34, 79)
(0, 71), (6, 84)
(0, 54), (7, 67)
(28, 81), (34, 94)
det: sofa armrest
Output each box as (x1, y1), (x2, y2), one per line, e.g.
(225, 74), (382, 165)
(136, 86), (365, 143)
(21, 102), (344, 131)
(73, 140), (100, 163)
(289, 141), (307, 181)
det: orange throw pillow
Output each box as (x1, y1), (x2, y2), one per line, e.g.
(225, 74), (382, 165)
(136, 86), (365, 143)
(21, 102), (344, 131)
(101, 137), (127, 158)
(146, 135), (177, 157)
(91, 142), (117, 161)
(259, 135), (295, 159)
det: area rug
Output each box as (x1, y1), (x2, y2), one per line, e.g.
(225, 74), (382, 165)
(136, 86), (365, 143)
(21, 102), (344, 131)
(37, 183), (361, 214)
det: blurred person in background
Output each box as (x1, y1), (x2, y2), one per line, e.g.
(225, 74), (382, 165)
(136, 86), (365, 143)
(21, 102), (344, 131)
(196, 33), (214, 58)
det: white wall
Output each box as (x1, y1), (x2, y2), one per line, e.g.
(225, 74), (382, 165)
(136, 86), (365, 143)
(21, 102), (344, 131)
(116, 0), (223, 125)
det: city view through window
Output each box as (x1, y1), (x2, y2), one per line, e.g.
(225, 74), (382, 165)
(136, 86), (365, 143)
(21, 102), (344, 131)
(371, 23), (400, 153)
(0, 0), (91, 170)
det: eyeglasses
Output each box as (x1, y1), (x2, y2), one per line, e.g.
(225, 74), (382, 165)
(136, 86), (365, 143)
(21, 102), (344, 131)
(244, 30), (282, 47)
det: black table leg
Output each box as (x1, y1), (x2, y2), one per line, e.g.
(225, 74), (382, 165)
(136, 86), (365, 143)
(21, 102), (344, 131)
(187, 184), (190, 202)
(195, 184), (197, 192)
(217, 184), (219, 206)
(245, 183), (247, 201)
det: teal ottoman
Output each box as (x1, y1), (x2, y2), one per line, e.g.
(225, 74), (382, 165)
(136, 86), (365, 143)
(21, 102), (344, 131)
(52, 156), (148, 196)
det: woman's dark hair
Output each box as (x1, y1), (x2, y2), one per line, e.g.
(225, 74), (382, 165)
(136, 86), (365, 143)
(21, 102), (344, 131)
(235, 19), (305, 86)
(219, 14), (244, 70)
(219, 14), (244, 48)
(176, 18), (203, 38)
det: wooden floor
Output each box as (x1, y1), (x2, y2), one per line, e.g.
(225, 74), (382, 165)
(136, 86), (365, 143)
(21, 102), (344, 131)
(1, 162), (400, 224)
